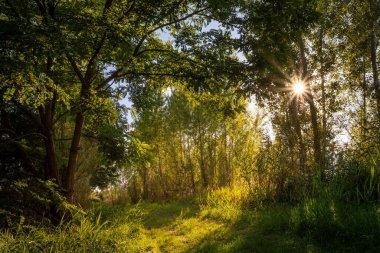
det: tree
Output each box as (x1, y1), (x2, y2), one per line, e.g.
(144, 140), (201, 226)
(0, 0), (223, 202)
(234, 0), (322, 170)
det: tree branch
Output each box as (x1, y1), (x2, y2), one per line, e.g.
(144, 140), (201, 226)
(97, 7), (208, 90)
(133, 7), (208, 57)
(134, 49), (174, 57)
(66, 54), (86, 85)
(103, 0), (114, 16)
(85, 34), (107, 83)
(150, 8), (208, 35)
(96, 68), (124, 90)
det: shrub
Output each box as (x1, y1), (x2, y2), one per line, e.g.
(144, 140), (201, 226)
(0, 177), (80, 228)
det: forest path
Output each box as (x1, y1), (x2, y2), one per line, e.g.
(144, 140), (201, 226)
(102, 201), (314, 253)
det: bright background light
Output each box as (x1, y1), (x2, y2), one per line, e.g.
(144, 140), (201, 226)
(293, 81), (305, 95)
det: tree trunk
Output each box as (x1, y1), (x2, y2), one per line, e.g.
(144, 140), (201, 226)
(300, 38), (322, 169)
(196, 109), (208, 188)
(156, 144), (168, 197)
(142, 167), (149, 200)
(289, 100), (306, 168)
(207, 134), (215, 188)
(41, 57), (59, 182)
(63, 110), (85, 202)
(39, 102), (58, 182)
(362, 67), (368, 141)
(44, 127), (58, 181)
(199, 142), (207, 188)
(187, 138), (196, 194)
(319, 22), (327, 173)
(308, 97), (322, 166)
(223, 124), (231, 186)
(370, 30), (380, 140)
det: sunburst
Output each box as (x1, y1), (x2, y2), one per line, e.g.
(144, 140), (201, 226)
(292, 80), (305, 95)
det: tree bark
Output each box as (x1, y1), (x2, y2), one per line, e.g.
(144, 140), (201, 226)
(368, 0), (380, 143)
(186, 138), (196, 194)
(44, 127), (58, 180)
(319, 21), (327, 173)
(289, 100), (306, 168)
(141, 167), (149, 200)
(64, 55), (91, 202)
(63, 110), (85, 202)
(39, 101), (58, 182)
(196, 109), (208, 188)
(63, 82), (89, 202)
(300, 38), (322, 169)
(362, 67), (368, 140)
(370, 30), (380, 139)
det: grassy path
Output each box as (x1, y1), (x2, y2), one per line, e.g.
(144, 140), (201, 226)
(100, 201), (314, 253)
(3, 200), (379, 252)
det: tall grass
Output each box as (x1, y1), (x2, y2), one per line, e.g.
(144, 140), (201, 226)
(196, 159), (380, 252)
(198, 186), (251, 221)
(288, 158), (380, 251)
(0, 212), (117, 253)
(3, 158), (380, 252)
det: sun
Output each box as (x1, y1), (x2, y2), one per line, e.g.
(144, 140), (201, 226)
(292, 81), (306, 95)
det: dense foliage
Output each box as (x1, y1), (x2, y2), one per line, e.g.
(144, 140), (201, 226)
(1, 0), (380, 251)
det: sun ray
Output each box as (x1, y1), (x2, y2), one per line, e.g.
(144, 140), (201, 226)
(293, 80), (305, 95)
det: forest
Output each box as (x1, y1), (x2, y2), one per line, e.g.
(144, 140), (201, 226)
(1, 0), (380, 252)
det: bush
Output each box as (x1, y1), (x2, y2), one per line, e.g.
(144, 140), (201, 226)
(0, 177), (79, 228)
(328, 159), (380, 203)
(0, 212), (117, 253)
(197, 186), (251, 221)
(290, 196), (380, 251)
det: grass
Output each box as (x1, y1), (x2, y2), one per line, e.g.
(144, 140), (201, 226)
(0, 213), (117, 252)
(2, 192), (380, 252)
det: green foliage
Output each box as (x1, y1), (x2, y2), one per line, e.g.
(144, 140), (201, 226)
(119, 88), (263, 203)
(3, 195), (380, 252)
(2, 1), (380, 252)
(198, 187), (250, 221)
(331, 158), (380, 203)
(0, 177), (80, 228)
(0, 212), (116, 253)
(128, 137), (155, 168)
(290, 198), (380, 252)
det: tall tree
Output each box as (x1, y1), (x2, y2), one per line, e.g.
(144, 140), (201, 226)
(0, 0), (226, 201)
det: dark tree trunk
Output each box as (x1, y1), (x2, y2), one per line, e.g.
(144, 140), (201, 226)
(370, 30), (380, 138)
(362, 68), (368, 140)
(187, 138), (196, 194)
(319, 23), (327, 173)
(39, 101), (58, 182)
(142, 167), (149, 200)
(308, 97), (322, 166)
(63, 110), (85, 202)
(196, 109), (208, 188)
(44, 127), (58, 181)
(300, 38), (322, 169)
(289, 100), (306, 168)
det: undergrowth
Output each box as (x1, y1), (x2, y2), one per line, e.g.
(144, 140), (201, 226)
(2, 161), (380, 252)
(0, 212), (117, 253)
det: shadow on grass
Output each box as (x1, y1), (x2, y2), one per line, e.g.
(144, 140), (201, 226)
(183, 202), (380, 253)
(183, 205), (312, 253)
(141, 200), (198, 229)
(98, 199), (199, 229)
(98, 199), (380, 253)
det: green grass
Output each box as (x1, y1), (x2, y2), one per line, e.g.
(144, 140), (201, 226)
(94, 199), (314, 253)
(2, 196), (380, 252)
